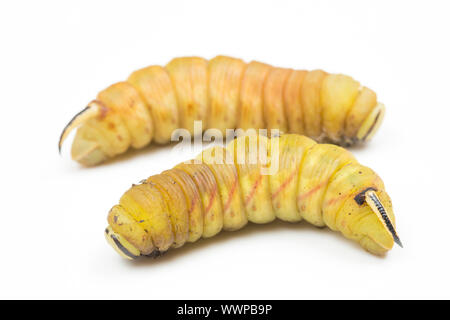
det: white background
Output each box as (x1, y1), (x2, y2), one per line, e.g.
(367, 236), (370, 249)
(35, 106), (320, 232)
(0, 0), (449, 299)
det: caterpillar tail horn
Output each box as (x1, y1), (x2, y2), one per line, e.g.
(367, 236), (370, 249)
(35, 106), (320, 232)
(58, 101), (101, 154)
(365, 189), (403, 248)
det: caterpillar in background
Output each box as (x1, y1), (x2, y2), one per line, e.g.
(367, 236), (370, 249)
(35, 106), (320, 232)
(105, 133), (401, 260)
(59, 56), (385, 166)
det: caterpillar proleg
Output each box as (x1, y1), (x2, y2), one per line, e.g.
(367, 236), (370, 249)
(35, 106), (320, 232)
(59, 56), (385, 166)
(104, 133), (401, 260)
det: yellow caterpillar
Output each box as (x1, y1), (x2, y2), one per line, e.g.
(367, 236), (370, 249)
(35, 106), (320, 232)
(104, 133), (401, 260)
(59, 56), (385, 166)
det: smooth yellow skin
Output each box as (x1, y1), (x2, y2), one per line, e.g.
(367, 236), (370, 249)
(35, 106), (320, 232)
(226, 134), (275, 224)
(298, 144), (356, 227)
(176, 161), (224, 238)
(269, 134), (316, 222)
(62, 56), (385, 166)
(284, 70), (308, 135)
(321, 74), (360, 142)
(146, 174), (189, 248)
(162, 169), (204, 243)
(128, 66), (178, 144)
(300, 70), (328, 139)
(166, 57), (208, 135)
(238, 61), (272, 130)
(263, 67), (293, 133)
(207, 56), (246, 134)
(105, 133), (398, 259)
(197, 146), (248, 231)
(97, 82), (154, 149)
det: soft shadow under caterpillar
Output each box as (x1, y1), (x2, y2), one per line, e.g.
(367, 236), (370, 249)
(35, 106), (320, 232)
(104, 133), (401, 260)
(59, 56), (385, 166)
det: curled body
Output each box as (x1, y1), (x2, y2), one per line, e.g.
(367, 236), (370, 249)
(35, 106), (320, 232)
(60, 56), (385, 166)
(104, 134), (401, 260)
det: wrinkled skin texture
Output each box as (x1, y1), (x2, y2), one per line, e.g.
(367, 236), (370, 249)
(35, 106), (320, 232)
(60, 56), (385, 166)
(105, 134), (399, 260)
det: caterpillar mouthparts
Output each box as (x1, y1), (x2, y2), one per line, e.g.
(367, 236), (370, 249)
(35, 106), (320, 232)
(105, 133), (401, 260)
(59, 56), (385, 166)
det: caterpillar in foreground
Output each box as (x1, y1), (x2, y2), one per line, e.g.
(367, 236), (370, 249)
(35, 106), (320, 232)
(59, 56), (385, 166)
(104, 133), (401, 260)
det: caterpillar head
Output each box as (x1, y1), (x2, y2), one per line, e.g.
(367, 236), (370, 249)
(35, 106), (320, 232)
(105, 226), (140, 260)
(104, 202), (168, 260)
(104, 204), (144, 260)
(105, 225), (167, 260)
(356, 102), (385, 143)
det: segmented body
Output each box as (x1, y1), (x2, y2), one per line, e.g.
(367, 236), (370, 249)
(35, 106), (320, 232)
(60, 56), (385, 166)
(105, 134), (399, 259)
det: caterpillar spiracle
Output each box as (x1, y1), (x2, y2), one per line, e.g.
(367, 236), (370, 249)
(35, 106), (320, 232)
(104, 133), (401, 260)
(59, 56), (385, 166)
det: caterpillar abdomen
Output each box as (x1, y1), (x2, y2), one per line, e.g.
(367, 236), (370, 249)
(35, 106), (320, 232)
(105, 134), (401, 260)
(60, 56), (385, 166)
